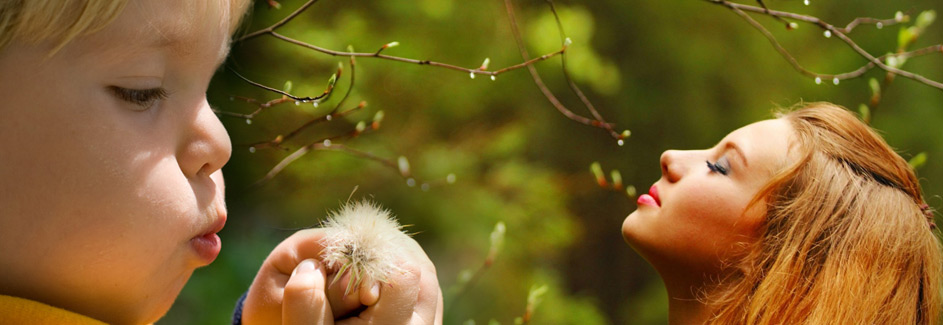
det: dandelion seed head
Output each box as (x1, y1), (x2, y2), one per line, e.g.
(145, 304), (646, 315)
(320, 200), (410, 295)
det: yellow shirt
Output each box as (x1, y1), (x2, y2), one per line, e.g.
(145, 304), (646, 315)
(0, 294), (107, 325)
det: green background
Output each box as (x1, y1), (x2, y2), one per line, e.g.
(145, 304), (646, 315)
(161, 0), (943, 324)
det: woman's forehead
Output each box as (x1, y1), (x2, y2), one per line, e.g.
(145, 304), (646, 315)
(724, 119), (795, 172)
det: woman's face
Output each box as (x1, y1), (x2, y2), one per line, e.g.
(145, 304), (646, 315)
(623, 119), (795, 278)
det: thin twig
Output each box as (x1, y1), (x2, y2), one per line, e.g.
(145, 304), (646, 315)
(544, 0), (621, 139)
(237, 0), (321, 42)
(708, 0), (943, 89)
(244, 101), (366, 150)
(502, 0), (619, 136)
(254, 124), (378, 186)
(235, 0), (623, 139)
(229, 67), (338, 102)
(840, 16), (905, 34)
(266, 32), (563, 78)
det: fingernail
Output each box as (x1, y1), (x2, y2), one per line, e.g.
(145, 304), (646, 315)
(370, 282), (380, 297)
(295, 259), (316, 275)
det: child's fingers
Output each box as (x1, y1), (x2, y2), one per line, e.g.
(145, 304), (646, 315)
(242, 229), (329, 324)
(282, 259), (333, 325)
(339, 262), (422, 325)
(412, 262), (443, 324)
(358, 279), (381, 307)
(325, 270), (367, 317)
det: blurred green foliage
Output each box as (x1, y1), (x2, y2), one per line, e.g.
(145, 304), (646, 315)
(161, 0), (943, 323)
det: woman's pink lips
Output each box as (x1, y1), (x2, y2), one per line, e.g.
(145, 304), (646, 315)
(637, 185), (661, 207)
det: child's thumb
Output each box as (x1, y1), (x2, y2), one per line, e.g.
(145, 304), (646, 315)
(283, 259), (334, 325)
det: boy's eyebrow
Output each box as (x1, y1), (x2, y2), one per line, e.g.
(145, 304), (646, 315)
(147, 31), (231, 68)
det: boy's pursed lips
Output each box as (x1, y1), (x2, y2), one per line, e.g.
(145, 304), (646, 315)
(190, 203), (226, 265)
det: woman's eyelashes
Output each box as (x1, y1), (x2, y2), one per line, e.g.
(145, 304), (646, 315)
(109, 86), (168, 110)
(706, 156), (730, 175)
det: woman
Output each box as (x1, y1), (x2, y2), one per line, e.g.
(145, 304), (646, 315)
(623, 102), (942, 324)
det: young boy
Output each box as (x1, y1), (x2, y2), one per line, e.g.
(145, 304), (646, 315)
(0, 1), (442, 324)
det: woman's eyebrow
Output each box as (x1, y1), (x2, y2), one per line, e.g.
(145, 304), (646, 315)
(725, 141), (749, 168)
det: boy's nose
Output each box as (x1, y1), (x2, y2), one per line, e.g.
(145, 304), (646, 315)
(180, 98), (232, 178)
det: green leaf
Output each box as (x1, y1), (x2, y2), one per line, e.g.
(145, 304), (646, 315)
(282, 80), (293, 94)
(527, 284), (550, 310)
(909, 152), (927, 170)
(610, 170), (623, 188)
(372, 110), (385, 124)
(868, 78), (881, 98)
(488, 221), (506, 260)
(858, 104), (871, 123)
(898, 26), (916, 49)
(916, 10), (936, 29)
(590, 162), (605, 186)
(397, 156), (410, 176)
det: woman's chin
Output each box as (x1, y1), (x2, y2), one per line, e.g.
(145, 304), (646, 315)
(621, 210), (642, 244)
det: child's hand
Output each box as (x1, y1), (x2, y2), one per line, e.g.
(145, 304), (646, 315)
(241, 228), (443, 324)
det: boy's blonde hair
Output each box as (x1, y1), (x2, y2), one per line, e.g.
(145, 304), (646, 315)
(707, 103), (943, 324)
(0, 0), (251, 54)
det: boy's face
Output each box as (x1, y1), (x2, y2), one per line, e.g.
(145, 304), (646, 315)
(0, 0), (234, 323)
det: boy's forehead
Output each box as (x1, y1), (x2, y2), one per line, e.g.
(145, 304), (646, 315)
(88, 0), (231, 66)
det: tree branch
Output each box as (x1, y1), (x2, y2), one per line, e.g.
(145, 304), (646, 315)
(708, 0), (943, 89)
(235, 0), (626, 141)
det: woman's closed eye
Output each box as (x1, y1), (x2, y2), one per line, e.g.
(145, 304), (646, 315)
(109, 86), (168, 110)
(706, 156), (731, 175)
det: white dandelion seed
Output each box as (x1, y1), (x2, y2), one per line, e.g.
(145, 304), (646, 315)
(319, 200), (411, 296)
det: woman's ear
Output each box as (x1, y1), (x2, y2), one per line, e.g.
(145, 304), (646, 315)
(740, 199), (768, 237)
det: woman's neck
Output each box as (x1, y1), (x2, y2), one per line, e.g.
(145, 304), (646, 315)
(662, 272), (713, 325)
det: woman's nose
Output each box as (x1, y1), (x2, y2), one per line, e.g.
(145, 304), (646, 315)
(660, 149), (694, 183)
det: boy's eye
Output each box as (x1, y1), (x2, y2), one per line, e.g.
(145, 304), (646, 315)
(706, 156), (730, 175)
(109, 86), (168, 110)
